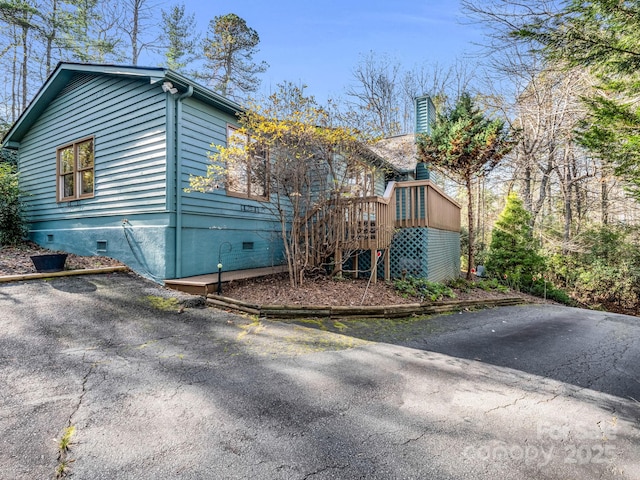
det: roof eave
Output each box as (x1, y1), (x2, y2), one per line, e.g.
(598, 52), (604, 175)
(164, 70), (242, 116)
(1, 62), (243, 148)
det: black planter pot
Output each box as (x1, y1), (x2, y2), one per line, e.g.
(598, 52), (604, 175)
(30, 253), (68, 273)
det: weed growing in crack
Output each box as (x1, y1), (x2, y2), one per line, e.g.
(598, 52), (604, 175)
(55, 425), (76, 478)
(58, 425), (76, 452)
(55, 459), (75, 478)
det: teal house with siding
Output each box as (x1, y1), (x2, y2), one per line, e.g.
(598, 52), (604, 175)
(2, 63), (460, 290)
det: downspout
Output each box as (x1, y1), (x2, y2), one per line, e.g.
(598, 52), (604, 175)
(175, 85), (194, 278)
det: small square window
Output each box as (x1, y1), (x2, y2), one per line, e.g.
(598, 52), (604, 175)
(96, 240), (108, 252)
(242, 242), (254, 250)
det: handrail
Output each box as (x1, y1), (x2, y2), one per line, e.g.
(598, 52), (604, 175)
(393, 180), (461, 231)
(303, 179), (460, 266)
(390, 179), (461, 208)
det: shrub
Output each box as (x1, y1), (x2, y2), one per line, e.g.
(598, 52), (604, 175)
(447, 277), (472, 292)
(486, 193), (545, 290)
(528, 280), (574, 306)
(548, 225), (640, 310)
(445, 277), (509, 294)
(0, 163), (27, 245)
(477, 278), (509, 293)
(0, 147), (17, 167)
(393, 277), (456, 302)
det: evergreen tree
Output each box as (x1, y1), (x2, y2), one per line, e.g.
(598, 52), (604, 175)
(417, 92), (515, 279)
(200, 13), (268, 99)
(63, 0), (120, 63)
(161, 3), (197, 71)
(486, 192), (545, 287)
(0, 163), (26, 245)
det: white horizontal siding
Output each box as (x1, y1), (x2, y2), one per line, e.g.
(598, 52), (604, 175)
(18, 73), (168, 222)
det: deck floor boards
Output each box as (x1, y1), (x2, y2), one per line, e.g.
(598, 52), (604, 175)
(165, 265), (288, 295)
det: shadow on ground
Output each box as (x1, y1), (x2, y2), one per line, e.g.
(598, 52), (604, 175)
(279, 306), (640, 414)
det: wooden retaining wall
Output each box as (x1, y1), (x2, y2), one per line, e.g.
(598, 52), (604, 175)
(0, 266), (129, 283)
(206, 294), (526, 320)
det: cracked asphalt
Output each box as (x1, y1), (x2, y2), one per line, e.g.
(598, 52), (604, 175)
(1, 272), (639, 479)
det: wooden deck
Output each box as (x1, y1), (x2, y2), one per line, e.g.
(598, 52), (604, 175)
(165, 265), (288, 296)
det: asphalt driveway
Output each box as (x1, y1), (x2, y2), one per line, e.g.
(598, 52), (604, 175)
(1, 273), (638, 479)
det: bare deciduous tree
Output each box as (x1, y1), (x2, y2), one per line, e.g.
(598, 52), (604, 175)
(119, 0), (161, 65)
(346, 52), (403, 137)
(188, 84), (385, 287)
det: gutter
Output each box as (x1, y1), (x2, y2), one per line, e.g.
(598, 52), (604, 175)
(175, 85), (194, 279)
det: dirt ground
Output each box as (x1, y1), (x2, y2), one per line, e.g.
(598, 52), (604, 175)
(221, 272), (532, 307)
(0, 241), (124, 276)
(1, 241), (549, 306)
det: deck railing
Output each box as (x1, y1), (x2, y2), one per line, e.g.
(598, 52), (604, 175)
(337, 194), (396, 251)
(393, 180), (461, 232)
(304, 180), (460, 266)
(303, 194), (395, 267)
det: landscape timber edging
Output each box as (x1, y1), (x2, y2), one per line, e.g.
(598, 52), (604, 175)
(0, 266), (129, 284)
(206, 294), (527, 319)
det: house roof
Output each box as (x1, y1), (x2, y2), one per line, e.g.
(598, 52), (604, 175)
(1, 62), (416, 176)
(369, 133), (419, 174)
(2, 62), (242, 148)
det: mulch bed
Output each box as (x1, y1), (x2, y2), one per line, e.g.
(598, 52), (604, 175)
(222, 272), (537, 308)
(0, 241), (124, 276)
(1, 241), (552, 309)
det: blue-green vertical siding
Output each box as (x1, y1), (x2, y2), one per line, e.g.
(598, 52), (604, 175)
(415, 96), (436, 135)
(346, 227), (460, 283)
(424, 228), (461, 282)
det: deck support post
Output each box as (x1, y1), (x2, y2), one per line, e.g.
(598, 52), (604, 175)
(384, 248), (390, 282)
(370, 248), (377, 284)
(353, 251), (359, 278)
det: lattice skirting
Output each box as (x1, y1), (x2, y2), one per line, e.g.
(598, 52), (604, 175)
(343, 227), (460, 282)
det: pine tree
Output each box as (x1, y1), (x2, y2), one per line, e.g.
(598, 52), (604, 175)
(0, 163), (26, 245)
(200, 13), (268, 99)
(417, 92), (515, 279)
(161, 3), (197, 72)
(486, 192), (545, 287)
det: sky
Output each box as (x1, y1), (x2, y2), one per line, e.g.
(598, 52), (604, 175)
(158, 0), (484, 102)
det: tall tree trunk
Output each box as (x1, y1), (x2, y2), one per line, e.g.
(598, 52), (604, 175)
(11, 25), (18, 122)
(45, 0), (58, 75)
(131, 0), (140, 64)
(476, 177), (483, 247)
(466, 176), (474, 280)
(223, 54), (232, 97)
(523, 162), (532, 214)
(563, 192), (572, 253)
(601, 175), (609, 225)
(561, 157), (572, 253)
(21, 23), (29, 110)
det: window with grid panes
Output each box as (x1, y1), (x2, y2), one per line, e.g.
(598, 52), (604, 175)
(57, 137), (94, 201)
